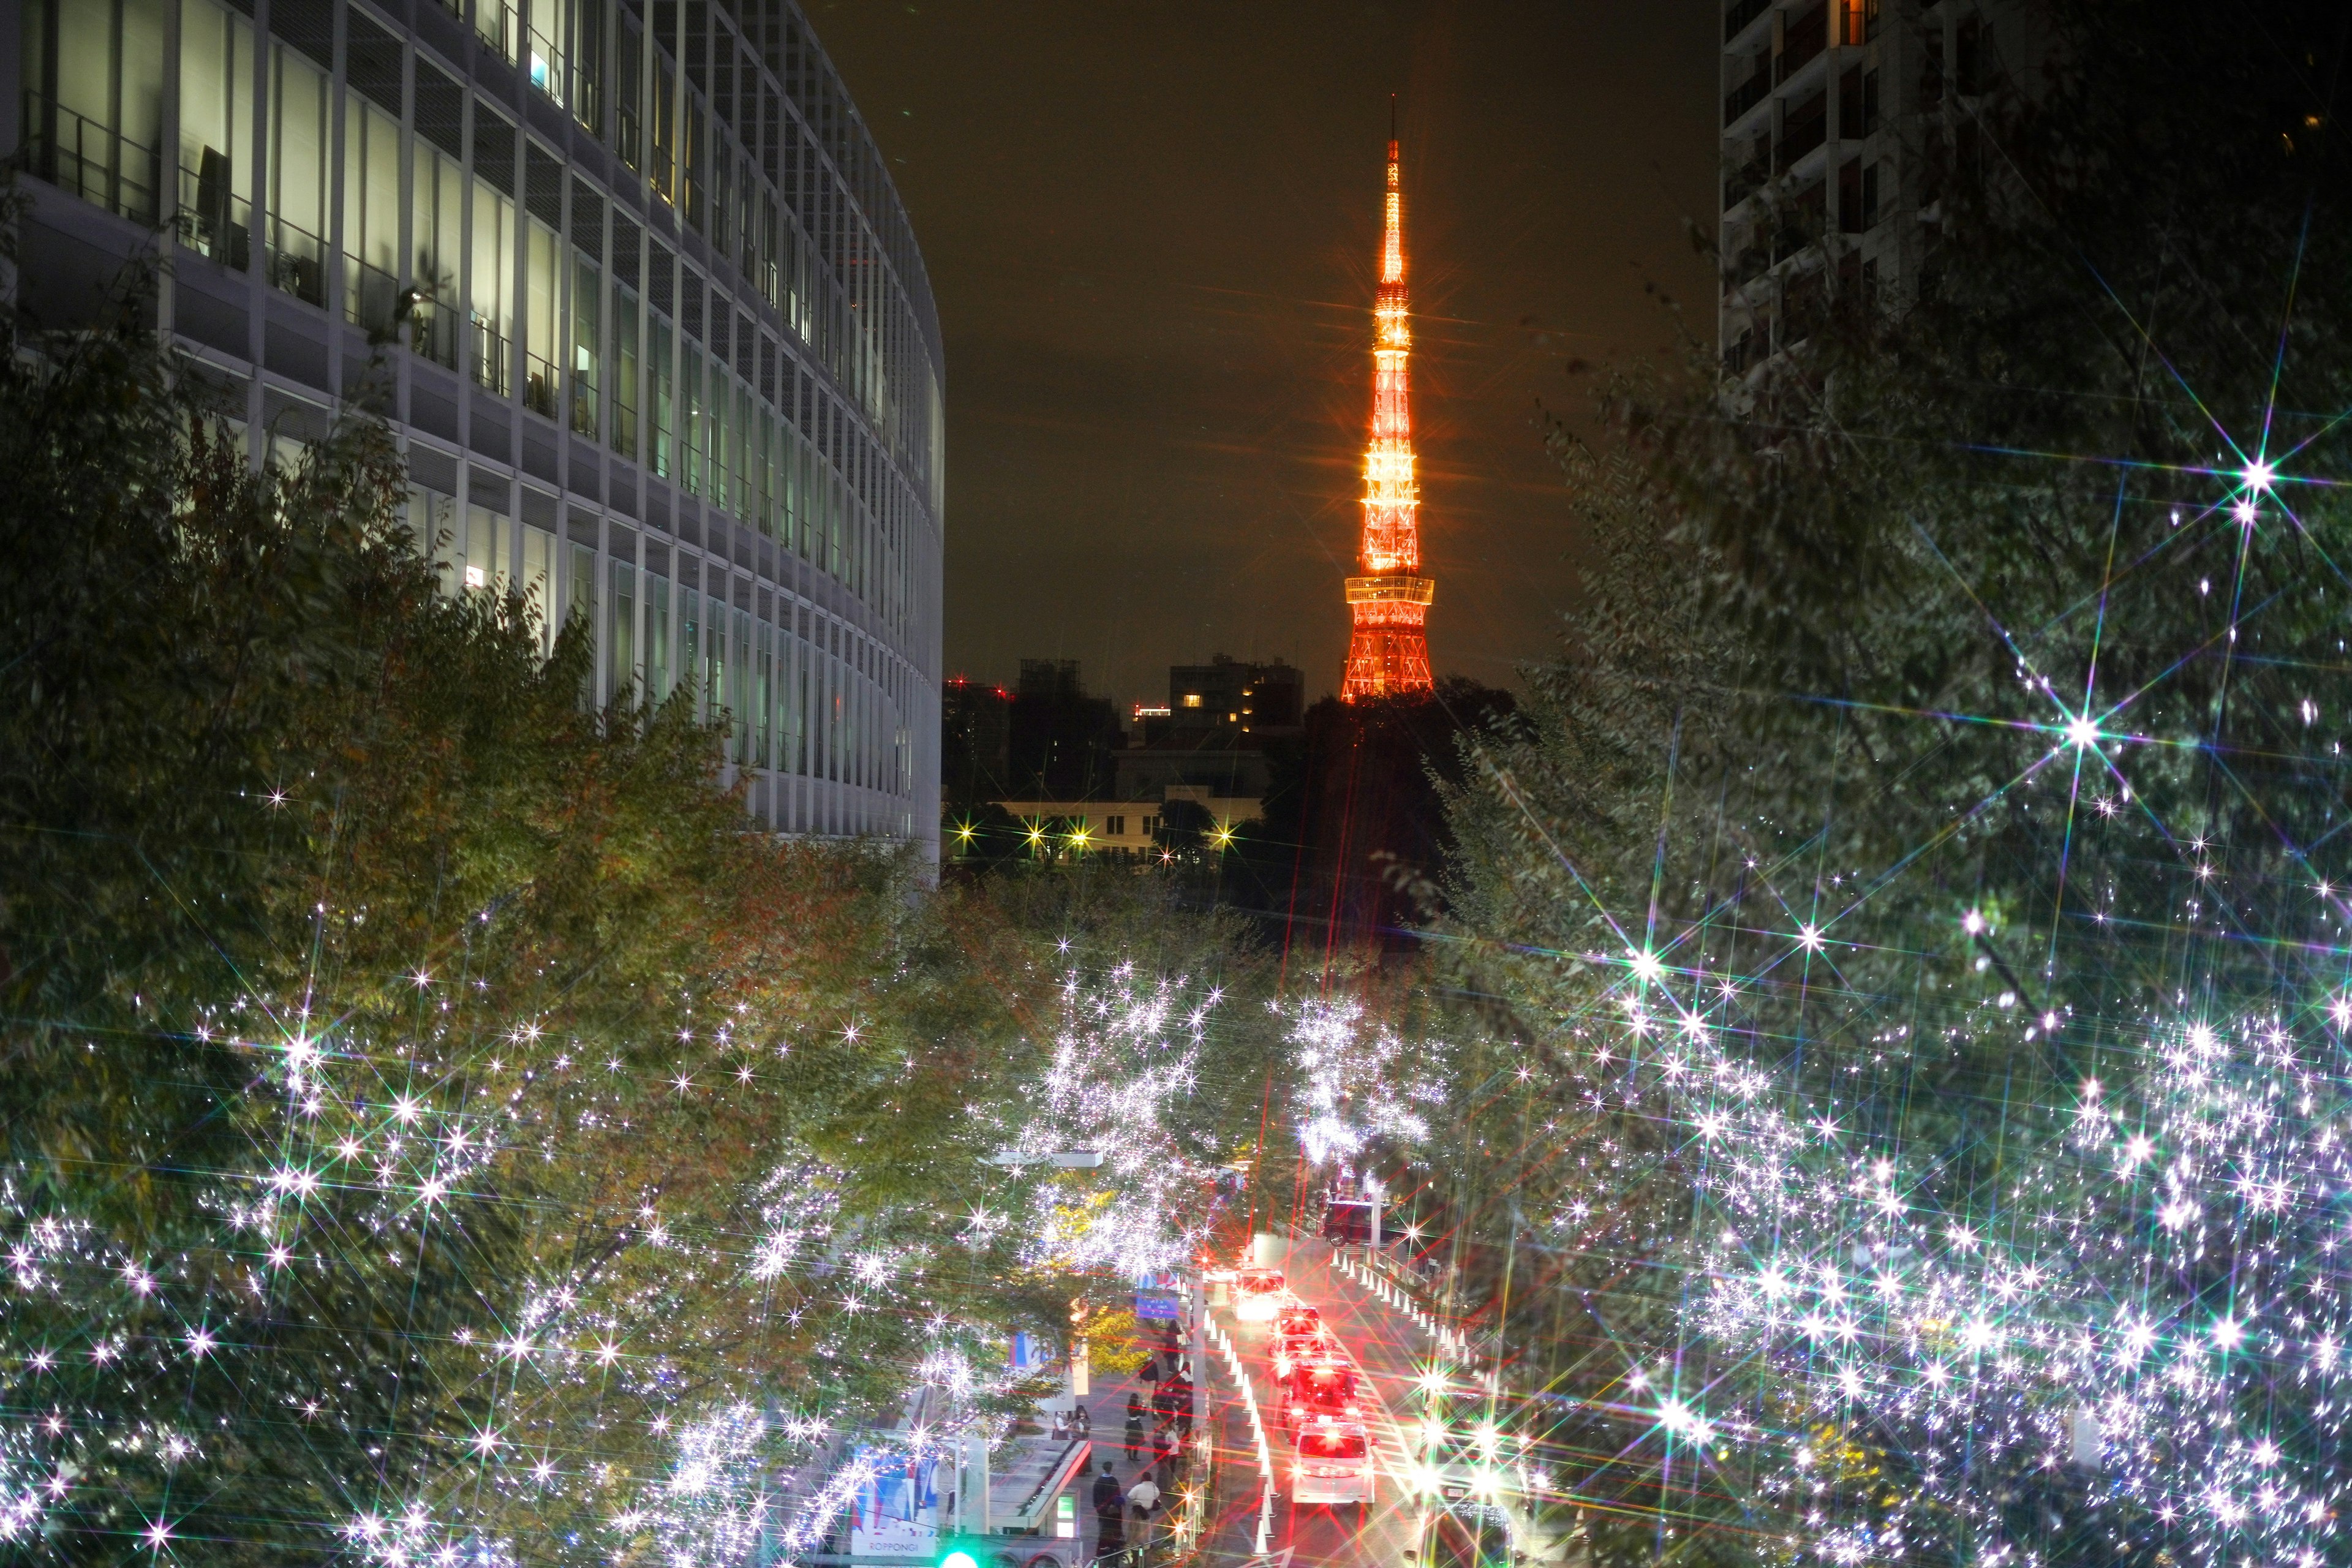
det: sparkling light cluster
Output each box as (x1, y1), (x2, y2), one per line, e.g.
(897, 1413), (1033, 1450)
(2, 935), (1242, 1565)
(1286, 995), (1439, 1167)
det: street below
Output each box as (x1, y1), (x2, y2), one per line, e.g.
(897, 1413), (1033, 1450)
(1198, 1237), (1447, 1568)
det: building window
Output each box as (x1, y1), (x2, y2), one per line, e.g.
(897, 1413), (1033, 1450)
(268, 44), (329, 306)
(611, 281), (639, 455)
(412, 146), (464, 366)
(178, 0), (253, 265)
(615, 18), (643, 170)
(572, 252), (602, 437)
(343, 100), (401, 330)
(26, 0), (167, 227)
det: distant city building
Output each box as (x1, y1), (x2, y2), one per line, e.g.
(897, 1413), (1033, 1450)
(1006, 658), (1122, 800)
(1148, 655), (1305, 745)
(941, 677), (1014, 805)
(1340, 118), (1436, 702)
(6, 0), (944, 862)
(948, 652), (1294, 865)
(1717, 0), (2048, 375)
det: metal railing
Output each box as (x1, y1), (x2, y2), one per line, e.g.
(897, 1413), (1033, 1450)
(1723, 71), (1770, 127)
(1776, 1), (1827, 82)
(346, 255), (401, 332)
(1724, 154), (1769, 211)
(570, 379), (599, 439)
(22, 92), (161, 227)
(522, 350), (560, 419)
(475, 0), (519, 62)
(1776, 107), (1827, 172)
(410, 299), (459, 368)
(175, 159), (251, 269)
(1724, 0), (1771, 41)
(471, 317), (511, 396)
(266, 216), (326, 306)
(527, 21), (564, 105)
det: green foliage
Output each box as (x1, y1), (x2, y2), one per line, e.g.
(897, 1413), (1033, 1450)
(0, 286), (1275, 1562)
(1430, 3), (2352, 1562)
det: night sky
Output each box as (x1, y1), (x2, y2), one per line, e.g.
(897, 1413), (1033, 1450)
(813, 2), (1720, 706)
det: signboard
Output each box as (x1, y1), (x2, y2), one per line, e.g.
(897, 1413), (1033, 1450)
(1134, 1291), (1180, 1322)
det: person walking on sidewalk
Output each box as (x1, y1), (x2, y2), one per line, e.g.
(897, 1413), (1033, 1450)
(1091, 1460), (1121, 1513)
(1123, 1394), (1144, 1458)
(1093, 1493), (1127, 1568)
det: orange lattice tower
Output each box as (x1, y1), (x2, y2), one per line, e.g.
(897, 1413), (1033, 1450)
(1340, 113), (1435, 703)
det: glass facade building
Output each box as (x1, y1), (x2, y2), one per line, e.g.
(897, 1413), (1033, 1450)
(6, 0), (944, 862)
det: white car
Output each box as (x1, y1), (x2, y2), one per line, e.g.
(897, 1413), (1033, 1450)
(1289, 1417), (1374, 1509)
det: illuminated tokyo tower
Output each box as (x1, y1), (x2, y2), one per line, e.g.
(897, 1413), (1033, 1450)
(1340, 107), (1435, 702)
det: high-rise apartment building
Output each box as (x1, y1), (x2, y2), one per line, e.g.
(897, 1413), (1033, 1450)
(1717, 0), (2045, 375)
(6, 0), (944, 863)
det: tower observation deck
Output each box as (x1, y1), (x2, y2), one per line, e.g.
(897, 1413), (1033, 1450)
(1340, 123), (1435, 702)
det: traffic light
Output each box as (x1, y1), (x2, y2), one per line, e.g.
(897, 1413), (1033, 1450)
(936, 1539), (984, 1568)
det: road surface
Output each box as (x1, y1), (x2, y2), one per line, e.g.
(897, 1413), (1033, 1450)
(1200, 1235), (1447, 1568)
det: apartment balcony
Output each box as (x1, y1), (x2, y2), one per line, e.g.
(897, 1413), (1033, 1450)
(1776, 1), (1826, 83)
(1724, 70), (1771, 128)
(1724, 0), (1772, 43)
(23, 92), (162, 229)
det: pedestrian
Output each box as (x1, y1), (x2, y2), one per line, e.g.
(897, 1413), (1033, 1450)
(1051, 1408), (1071, 1441)
(1165, 1376), (1193, 1438)
(1123, 1395), (1145, 1459)
(1072, 1403), (1091, 1438)
(1127, 1474), (1161, 1520)
(1093, 1494), (1126, 1568)
(1091, 1460), (1121, 1513)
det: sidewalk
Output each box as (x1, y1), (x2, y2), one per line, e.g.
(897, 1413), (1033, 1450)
(1066, 1335), (1199, 1567)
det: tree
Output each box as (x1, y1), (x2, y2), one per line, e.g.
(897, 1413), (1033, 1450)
(0, 279), (1279, 1564)
(1435, 4), (2352, 1563)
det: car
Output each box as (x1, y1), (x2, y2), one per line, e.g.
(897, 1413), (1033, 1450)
(1268, 1322), (1335, 1381)
(1232, 1267), (1288, 1323)
(1289, 1415), (1374, 1512)
(1273, 1302), (1322, 1337)
(1278, 1357), (1362, 1431)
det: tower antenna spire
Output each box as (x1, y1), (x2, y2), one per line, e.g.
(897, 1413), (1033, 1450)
(1340, 105), (1434, 703)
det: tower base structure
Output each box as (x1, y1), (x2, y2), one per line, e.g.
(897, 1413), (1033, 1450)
(1341, 575), (1436, 701)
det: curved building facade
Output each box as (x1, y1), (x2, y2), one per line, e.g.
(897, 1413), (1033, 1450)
(6, 0), (943, 862)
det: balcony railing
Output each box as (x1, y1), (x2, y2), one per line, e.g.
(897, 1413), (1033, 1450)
(410, 300), (459, 369)
(346, 255), (401, 333)
(1724, 152), (1769, 211)
(570, 378), (599, 439)
(266, 216), (326, 307)
(1776, 103), (1828, 172)
(522, 350), (560, 420)
(175, 157), (251, 270)
(472, 317), (511, 396)
(527, 21), (564, 105)
(1725, 0), (1771, 41)
(1724, 71), (1770, 127)
(475, 0), (519, 62)
(1776, 2), (1826, 83)
(23, 92), (161, 227)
